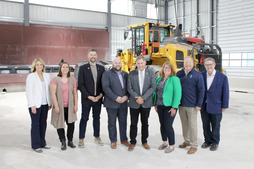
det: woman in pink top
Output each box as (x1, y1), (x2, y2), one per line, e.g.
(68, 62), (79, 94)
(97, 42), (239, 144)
(50, 62), (78, 150)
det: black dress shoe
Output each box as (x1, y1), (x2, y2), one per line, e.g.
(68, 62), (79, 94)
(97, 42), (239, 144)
(61, 139), (67, 150)
(68, 141), (76, 148)
(210, 144), (218, 151)
(201, 142), (211, 149)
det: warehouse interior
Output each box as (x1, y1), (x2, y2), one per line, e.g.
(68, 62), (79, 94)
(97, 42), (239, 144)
(0, 0), (253, 168)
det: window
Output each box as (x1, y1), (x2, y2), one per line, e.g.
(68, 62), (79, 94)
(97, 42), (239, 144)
(150, 27), (170, 42)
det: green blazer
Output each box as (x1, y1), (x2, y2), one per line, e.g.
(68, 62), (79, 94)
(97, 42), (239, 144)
(153, 76), (182, 108)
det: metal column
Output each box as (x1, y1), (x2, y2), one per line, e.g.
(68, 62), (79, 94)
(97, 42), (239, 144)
(210, 0), (214, 44)
(165, 0), (168, 24)
(107, 0), (112, 59)
(24, 0), (29, 26)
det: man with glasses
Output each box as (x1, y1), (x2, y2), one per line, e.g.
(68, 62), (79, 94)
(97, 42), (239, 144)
(200, 57), (229, 151)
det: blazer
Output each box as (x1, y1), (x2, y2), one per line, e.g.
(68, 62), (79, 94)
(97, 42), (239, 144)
(201, 70), (229, 114)
(153, 76), (182, 108)
(26, 72), (51, 108)
(127, 68), (156, 109)
(51, 76), (77, 129)
(78, 63), (105, 103)
(102, 69), (128, 109)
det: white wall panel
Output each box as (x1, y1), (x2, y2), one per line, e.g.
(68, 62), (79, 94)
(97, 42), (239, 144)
(30, 5), (107, 28)
(133, 1), (147, 18)
(112, 14), (129, 27)
(111, 27), (131, 58)
(218, 0), (254, 53)
(0, 1), (23, 22)
(199, 0), (209, 13)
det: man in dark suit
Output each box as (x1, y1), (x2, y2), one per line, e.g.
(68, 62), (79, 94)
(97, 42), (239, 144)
(201, 57), (229, 151)
(78, 48), (105, 148)
(127, 55), (156, 151)
(102, 57), (130, 149)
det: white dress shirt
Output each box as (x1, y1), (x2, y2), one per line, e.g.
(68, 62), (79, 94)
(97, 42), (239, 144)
(207, 70), (216, 90)
(26, 72), (51, 108)
(138, 69), (145, 95)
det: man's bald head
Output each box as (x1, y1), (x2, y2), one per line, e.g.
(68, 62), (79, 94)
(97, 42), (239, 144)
(112, 57), (122, 72)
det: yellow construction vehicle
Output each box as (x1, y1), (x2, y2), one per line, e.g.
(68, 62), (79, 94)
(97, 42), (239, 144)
(117, 22), (222, 74)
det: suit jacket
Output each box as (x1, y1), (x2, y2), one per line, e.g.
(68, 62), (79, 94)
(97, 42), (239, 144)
(201, 70), (229, 114)
(78, 63), (105, 103)
(127, 68), (156, 109)
(102, 69), (128, 109)
(26, 72), (51, 108)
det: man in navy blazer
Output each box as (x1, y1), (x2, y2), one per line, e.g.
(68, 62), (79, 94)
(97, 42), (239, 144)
(102, 57), (130, 149)
(201, 57), (229, 151)
(78, 49), (105, 147)
(127, 55), (156, 151)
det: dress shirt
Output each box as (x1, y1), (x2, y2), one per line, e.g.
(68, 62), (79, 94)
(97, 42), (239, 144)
(138, 70), (145, 94)
(116, 71), (124, 88)
(207, 70), (216, 90)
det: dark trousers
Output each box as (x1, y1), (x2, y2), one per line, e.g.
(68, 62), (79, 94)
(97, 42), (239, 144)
(57, 107), (75, 141)
(29, 105), (48, 149)
(157, 105), (177, 145)
(79, 101), (102, 139)
(130, 107), (151, 145)
(106, 107), (128, 143)
(201, 104), (222, 145)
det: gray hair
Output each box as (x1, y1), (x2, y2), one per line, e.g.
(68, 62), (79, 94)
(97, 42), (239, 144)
(184, 56), (194, 63)
(204, 57), (215, 64)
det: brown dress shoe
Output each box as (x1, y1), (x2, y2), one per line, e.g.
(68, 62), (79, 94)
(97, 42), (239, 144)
(142, 143), (150, 150)
(121, 141), (130, 147)
(128, 144), (135, 151)
(179, 142), (191, 148)
(111, 142), (117, 149)
(187, 147), (197, 154)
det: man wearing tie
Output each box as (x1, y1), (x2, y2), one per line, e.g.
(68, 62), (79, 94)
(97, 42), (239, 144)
(127, 55), (156, 151)
(201, 57), (229, 151)
(102, 57), (130, 149)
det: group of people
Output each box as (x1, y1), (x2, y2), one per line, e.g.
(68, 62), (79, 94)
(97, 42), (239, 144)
(26, 48), (229, 154)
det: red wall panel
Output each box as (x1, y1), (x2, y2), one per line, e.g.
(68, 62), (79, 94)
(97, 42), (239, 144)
(0, 22), (110, 65)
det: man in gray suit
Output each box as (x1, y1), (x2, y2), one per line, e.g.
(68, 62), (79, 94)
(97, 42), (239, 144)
(102, 57), (130, 149)
(127, 55), (156, 151)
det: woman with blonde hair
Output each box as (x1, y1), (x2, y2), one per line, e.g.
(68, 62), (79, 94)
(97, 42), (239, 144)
(50, 62), (78, 150)
(26, 58), (52, 153)
(153, 62), (182, 153)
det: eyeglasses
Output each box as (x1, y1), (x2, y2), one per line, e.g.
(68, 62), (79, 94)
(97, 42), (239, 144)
(204, 63), (214, 67)
(164, 67), (171, 70)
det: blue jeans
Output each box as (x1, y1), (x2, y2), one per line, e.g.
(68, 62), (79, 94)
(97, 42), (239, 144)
(106, 107), (128, 143)
(201, 104), (222, 145)
(79, 101), (102, 139)
(157, 105), (177, 145)
(29, 105), (49, 149)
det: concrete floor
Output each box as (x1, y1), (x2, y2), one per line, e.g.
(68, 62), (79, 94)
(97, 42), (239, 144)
(0, 91), (253, 169)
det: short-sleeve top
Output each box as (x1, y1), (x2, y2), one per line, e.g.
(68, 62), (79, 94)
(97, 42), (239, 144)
(51, 78), (77, 107)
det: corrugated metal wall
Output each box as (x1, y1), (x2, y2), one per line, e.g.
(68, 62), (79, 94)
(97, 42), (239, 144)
(218, 0), (254, 77)
(30, 5), (107, 28)
(0, 1), (23, 22)
(218, 0), (254, 53)
(167, 0), (214, 43)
